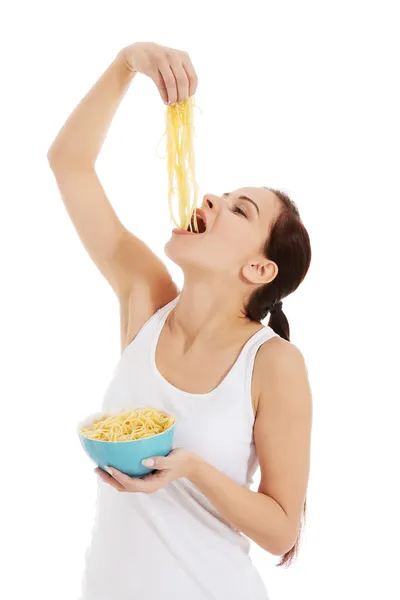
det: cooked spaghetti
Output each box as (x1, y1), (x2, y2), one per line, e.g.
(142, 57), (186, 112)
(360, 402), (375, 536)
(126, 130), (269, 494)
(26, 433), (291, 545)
(80, 406), (175, 442)
(157, 97), (201, 232)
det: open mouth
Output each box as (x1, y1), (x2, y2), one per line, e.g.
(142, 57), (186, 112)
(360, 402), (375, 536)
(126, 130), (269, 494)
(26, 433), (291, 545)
(187, 209), (207, 234)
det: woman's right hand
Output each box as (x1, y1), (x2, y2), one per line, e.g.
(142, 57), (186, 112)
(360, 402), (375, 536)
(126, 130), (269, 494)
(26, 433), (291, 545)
(121, 42), (198, 106)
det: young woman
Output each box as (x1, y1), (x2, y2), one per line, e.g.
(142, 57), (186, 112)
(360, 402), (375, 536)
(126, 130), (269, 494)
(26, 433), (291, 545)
(48, 42), (313, 600)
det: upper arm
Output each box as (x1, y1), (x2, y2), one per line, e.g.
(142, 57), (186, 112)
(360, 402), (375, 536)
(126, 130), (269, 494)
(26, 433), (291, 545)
(253, 340), (313, 552)
(47, 158), (177, 306)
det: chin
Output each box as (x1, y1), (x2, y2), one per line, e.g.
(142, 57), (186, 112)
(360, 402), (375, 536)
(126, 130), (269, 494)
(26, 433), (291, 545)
(164, 239), (193, 268)
(164, 236), (186, 266)
(164, 230), (193, 254)
(164, 237), (207, 272)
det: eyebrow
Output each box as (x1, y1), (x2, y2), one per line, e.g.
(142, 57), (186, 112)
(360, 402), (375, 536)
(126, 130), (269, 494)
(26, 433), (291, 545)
(222, 192), (260, 216)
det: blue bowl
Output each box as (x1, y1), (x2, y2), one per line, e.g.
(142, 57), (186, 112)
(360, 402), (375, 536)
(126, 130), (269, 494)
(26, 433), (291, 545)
(77, 407), (176, 478)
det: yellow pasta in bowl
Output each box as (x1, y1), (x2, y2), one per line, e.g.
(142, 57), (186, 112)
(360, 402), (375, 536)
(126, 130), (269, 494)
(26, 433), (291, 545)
(78, 406), (176, 478)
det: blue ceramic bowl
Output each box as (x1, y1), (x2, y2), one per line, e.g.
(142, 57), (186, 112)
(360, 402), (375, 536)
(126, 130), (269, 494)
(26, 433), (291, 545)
(78, 407), (176, 478)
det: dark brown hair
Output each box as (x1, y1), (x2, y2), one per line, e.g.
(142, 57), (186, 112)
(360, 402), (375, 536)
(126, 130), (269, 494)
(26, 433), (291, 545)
(245, 187), (312, 568)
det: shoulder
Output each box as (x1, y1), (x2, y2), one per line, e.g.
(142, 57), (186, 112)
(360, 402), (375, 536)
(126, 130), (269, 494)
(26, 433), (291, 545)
(253, 334), (312, 415)
(252, 336), (313, 549)
(258, 334), (307, 372)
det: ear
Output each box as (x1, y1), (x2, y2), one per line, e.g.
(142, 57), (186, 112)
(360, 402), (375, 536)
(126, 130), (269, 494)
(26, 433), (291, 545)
(241, 257), (278, 285)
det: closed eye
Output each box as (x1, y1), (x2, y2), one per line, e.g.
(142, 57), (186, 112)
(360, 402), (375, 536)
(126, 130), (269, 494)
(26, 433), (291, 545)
(233, 206), (248, 217)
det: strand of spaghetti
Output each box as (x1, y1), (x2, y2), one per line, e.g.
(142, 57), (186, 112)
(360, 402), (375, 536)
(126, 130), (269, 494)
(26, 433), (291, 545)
(161, 97), (200, 232)
(186, 98), (199, 232)
(172, 106), (185, 227)
(80, 407), (175, 442)
(183, 99), (192, 229)
(178, 105), (189, 228)
(166, 107), (180, 229)
(183, 100), (194, 229)
(186, 99), (198, 232)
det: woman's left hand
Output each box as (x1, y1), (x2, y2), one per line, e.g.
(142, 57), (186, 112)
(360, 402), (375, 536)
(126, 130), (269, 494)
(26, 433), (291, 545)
(94, 448), (199, 494)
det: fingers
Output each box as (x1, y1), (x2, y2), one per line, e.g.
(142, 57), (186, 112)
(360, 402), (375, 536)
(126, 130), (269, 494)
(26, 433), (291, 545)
(140, 469), (174, 492)
(106, 467), (137, 488)
(156, 52), (195, 105)
(151, 68), (169, 105)
(181, 52), (199, 98)
(95, 467), (126, 492)
(104, 466), (167, 494)
(94, 463), (173, 494)
(142, 456), (170, 470)
(157, 57), (178, 105)
(169, 58), (189, 104)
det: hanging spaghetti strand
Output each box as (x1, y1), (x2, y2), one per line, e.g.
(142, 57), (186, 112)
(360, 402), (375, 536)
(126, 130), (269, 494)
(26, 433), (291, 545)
(157, 96), (200, 232)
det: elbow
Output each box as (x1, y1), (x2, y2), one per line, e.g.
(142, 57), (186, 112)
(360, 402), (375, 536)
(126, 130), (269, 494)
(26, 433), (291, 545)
(270, 538), (296, 557)
(274, 530), (299, 557)
(47, 148), (63, 167)
(47, 143), (63, 163)
(47, 149), (93, 170)
(261, 529), (297, 557)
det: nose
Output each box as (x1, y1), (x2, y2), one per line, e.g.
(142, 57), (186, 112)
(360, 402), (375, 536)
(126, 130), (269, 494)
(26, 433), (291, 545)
(203, 194), (221, 211)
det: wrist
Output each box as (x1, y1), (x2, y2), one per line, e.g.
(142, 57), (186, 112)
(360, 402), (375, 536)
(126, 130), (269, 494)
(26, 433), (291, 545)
(118, 47), (138, 75)
(186, 452), (207, 483)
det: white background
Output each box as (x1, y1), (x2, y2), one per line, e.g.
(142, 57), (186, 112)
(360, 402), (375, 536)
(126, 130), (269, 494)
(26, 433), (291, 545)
(1, 1), (399, 599)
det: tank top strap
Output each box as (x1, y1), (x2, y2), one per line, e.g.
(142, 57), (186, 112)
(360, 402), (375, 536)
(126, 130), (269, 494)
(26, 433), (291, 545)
(131, 294), (180, 344)
(157, 294), (180, 319)
(241, 326), (280, 403)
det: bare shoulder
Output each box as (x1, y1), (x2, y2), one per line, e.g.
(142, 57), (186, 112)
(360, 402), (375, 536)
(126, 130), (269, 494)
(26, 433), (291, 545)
(255, 334), (309, 376)
(253, 335), (312, 414)
(252, 337), (313, 551)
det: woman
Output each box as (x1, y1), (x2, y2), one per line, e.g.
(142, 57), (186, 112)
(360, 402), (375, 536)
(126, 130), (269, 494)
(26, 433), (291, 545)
(48, 42), (313, 600)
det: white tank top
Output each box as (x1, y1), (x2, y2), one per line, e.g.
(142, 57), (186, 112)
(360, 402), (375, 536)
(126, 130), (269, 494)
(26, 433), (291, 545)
(79, 295), (279, 600)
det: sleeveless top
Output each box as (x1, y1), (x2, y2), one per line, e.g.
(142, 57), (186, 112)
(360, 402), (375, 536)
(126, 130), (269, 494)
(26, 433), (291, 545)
(79, 295), (280, 600)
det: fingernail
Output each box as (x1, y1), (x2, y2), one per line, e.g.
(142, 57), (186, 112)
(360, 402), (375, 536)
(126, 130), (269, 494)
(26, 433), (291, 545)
(105, 466), (113, 476)
(142, 459), (154, 467)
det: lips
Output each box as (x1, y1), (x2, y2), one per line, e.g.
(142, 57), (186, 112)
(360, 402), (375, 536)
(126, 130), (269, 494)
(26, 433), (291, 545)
(187, 208), (207, 233)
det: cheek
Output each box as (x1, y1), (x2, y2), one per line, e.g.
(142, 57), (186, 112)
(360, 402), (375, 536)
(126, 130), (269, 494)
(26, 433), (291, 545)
(208, 226), (253, 266)
(164, 222), (254, 272)
(214, 218), (242, 243)
(218, 221), (252, 251)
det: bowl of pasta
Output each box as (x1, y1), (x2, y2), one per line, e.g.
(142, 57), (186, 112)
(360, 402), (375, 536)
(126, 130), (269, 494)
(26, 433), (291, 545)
(78, 406), (176, 478)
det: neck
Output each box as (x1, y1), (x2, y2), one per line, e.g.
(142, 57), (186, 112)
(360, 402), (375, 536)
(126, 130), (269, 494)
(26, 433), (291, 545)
(167, 274), (254, 347)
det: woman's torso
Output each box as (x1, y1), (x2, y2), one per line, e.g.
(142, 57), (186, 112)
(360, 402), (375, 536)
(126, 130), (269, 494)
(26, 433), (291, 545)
(121, 289), (277, 414)
(79, 294), (280, 600)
